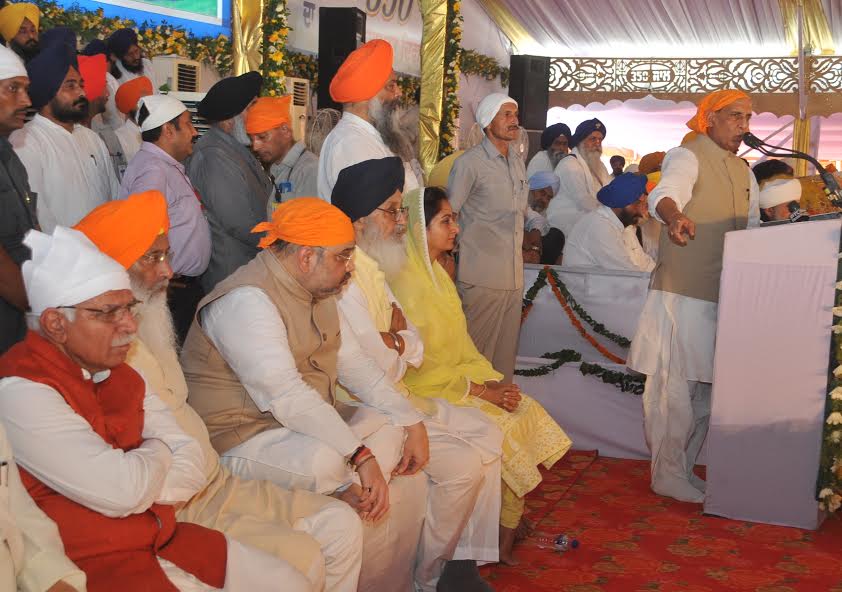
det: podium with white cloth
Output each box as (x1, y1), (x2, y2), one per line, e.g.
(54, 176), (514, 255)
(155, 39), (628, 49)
(704, 219), (840, 530)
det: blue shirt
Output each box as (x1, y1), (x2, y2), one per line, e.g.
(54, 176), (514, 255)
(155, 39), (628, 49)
(119, 142), (212, 277)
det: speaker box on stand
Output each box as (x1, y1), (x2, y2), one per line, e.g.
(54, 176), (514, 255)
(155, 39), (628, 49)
(317, 7), (366, 110)
(509, 55), (550, 132)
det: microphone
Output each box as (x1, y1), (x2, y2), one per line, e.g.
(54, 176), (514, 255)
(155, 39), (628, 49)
(742, 132), (764, 150)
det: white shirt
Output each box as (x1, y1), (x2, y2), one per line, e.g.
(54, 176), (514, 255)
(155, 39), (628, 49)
(525, 207), (550, 236)
(115, 119), (143, 163)
(201, 287), (424, 457)
(0, 371), (206, 518)
(525, 150), (554, 178)
(11, 114), (119, 232)
(336, 279), (424, 386)
(546, 146), (608, 236)
(317, 112), (419, 201)
(102, 71), (126, 131)
(627, 145), (760, 382)
(563, 205), (655, 272)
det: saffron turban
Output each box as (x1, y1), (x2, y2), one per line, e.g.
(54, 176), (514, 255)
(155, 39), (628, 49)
(597, 173), (648, 209)
(331, 157), (405, 222)
(0, 43), (26, 80)
(686, 90), (751, 134)
(26, 39), (77, 110)
(637, 151), (665, 175)
(198, 71), (262, 122)
(245, 95), (292, 135)
(329, 39), (393, 104)
(115, 75), (153, 115)
(570, 118), (606, 148)
(252, 197), (354, 248)
(137, 94), (187, 132)
(23, 226), (130, 315)
(74, 191), (170, 269)
(107, 28), (138, 58)
(78, 54), (107, 101)
(759, 178), (801, 209)
(541, 123), (571, 150)
(528, 171), (560, 195)
(475, 93), (517, 129)
(0, 3), (39, 42)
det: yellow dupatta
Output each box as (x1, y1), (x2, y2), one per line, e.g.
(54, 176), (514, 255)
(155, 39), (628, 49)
(387, 188), (502, 404)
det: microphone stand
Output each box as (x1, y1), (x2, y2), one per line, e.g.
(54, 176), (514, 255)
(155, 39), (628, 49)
(743, 133), (842, 207)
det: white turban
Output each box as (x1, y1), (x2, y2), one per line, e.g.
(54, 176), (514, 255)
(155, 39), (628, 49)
(759, 178), (801, 209)
(475, 93), (517, 129)
(0, 43), (26, 81)
(528, 170), (560, 195)
(137, 94), (187, 132)
(23, 227), (131, 316)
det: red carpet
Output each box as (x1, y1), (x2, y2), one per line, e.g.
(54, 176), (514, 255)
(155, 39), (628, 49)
(481, 452), (842, 591)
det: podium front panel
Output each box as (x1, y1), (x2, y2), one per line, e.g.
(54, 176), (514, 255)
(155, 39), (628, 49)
(705, 220), (839, 530)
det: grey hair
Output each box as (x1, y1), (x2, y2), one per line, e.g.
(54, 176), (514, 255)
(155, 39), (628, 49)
(25, 308), (75, 334)
(269, 240), (324, 261)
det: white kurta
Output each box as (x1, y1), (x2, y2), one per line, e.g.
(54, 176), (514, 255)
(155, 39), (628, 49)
(525, 207), (550, 236)
(525, 150), (554, 178)
(317, 112), (419, 201)
(563, 205), (655, 272)
(11, 114), (119, 232)
(115, 119), (143, 163)
(546, 146), (610, 236)
(102, 71), (126, 131)
(626, 145), (759, 503)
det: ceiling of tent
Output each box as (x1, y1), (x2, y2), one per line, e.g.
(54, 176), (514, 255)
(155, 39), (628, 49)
(488, 0), (840, 56)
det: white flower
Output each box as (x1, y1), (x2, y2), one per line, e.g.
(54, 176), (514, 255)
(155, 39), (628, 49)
(834, 307), (842, 317)
(832, 325), (842, 334)
(832, 387), (842, 400)
(827, 412), (842, 425)
(834, 365), (842, 379)
(830, 494), (842, 513)
(820, 487), (834, 498)
(831, 430), (842, 443)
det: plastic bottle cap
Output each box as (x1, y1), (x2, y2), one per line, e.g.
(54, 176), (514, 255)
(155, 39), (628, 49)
(571, 539), (580, 548)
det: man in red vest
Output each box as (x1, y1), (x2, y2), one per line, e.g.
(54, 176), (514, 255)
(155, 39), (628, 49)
(0, 225), (313, 591)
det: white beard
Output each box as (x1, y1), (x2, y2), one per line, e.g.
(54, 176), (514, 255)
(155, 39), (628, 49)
(369, 97), (415, 163)
(357, 220), (408, 276)
(132, 281), (179, 362)
(581, 147), (611, 187)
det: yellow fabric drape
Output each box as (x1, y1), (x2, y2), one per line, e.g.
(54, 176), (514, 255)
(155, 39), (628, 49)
(474, 0), (538, 52)
(232, 0), (264, 75)
(418, 0), (448, 178)
(779, 0), (835, 55)
(792, 117), (811, 177)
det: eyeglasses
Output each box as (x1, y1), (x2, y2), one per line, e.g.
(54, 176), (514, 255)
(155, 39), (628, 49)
(58, 299), (142, 324)
(139, 249), (172, 265)
(318, 247), (354, 267)
(376, 206), (409, 221)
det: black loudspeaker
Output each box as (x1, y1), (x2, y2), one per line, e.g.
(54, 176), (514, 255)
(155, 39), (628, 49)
(509, 55), (550, 131)
(318, 7), (366, 110)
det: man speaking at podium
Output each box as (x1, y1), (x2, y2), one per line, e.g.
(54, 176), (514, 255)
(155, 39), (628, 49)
(627, 90), (760, 503)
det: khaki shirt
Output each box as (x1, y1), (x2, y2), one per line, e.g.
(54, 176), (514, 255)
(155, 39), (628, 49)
(447, 136), (528, 290)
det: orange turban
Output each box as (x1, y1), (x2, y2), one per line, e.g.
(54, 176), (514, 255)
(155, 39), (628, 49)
(78, 54), (107, 101)
(245, 95), (292, 135)
(686, 90), (751, 134)
(329, 39), (393, 104)
(638, 151), (665, 175)
(74, 191), (170, 269)
(115, 76), (153, 115)
(252, 197), (354, 249)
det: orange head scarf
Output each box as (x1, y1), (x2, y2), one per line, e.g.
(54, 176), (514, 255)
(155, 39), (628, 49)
(329, 39), (393, 104)
(686, 90), (751, 134)
(78, 54), (108, 101)
(244, 95), (292, 135)
(74, 191), (170, 269)
(252, 197), (354, 249)
(115, 76), (153, 115)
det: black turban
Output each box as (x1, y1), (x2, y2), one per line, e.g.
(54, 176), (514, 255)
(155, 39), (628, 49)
(26, 39), (77, 110)
(106, 28), (138, 58)
(541, 123), (571, 150)
(40, 27), (76, 52)
(81, 39), (107, 56)
(197, 71), (262, 122)
(331, 157), (405, 222)
(570, 118), (607, 148)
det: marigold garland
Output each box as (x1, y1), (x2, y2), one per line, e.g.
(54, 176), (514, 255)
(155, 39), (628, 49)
(459, 48), (509, 86)
(261, 0), (290, 96)
(817, 257), (842, 513)
(438, 0), (462, 160)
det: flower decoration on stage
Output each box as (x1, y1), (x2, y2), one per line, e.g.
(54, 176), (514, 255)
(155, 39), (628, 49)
(439, 0), (463, 160)
(261, 0), (291, 96)
(34, 0), (233, 75)
(459, 49), (509, 87)
(817, 271), (842, 513)
(288, 51), (318, 89)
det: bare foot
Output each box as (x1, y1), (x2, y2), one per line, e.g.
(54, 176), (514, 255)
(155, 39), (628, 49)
(514, 517), (534, 542)
(499, 525), (519, 566)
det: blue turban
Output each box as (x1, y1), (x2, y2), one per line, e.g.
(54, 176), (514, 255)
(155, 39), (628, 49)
(40, 26), (76, 52)
(107, 28), (138, 58)
(26, 38), (77, 110)
(570, 118), (607, 148)
(597, 173), (647, 208)
(331, 157), (405, 222)
(528, 171), (560, 195)
(541, 123), (571, 150)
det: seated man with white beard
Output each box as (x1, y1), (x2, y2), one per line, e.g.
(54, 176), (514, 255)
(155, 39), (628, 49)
(186, 72), (274, 292)
(317, 39), (420, 201)
(547, 118), (611, 236)
(333, 157), (501, 592)
(75, 191), (364, 592)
